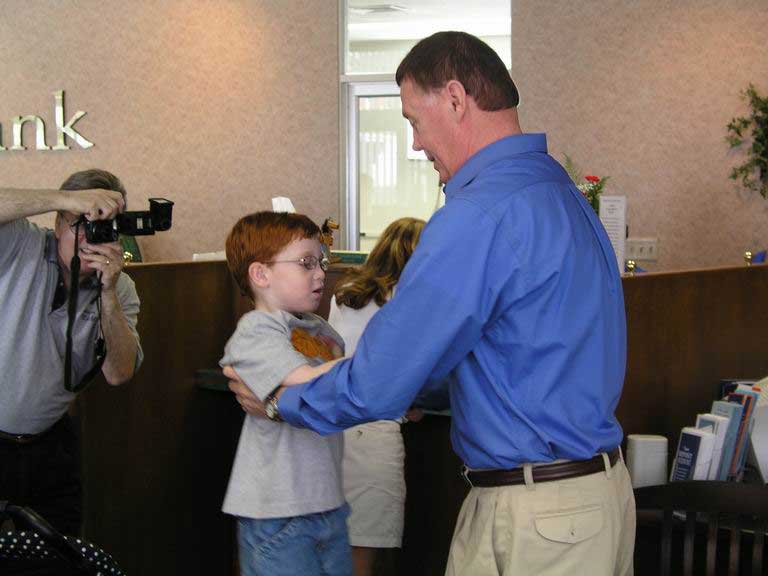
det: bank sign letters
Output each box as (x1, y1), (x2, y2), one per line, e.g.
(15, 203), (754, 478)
(0, 90), (93, 151)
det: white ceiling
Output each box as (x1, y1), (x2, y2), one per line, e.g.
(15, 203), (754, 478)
(348, 0), (511, 41)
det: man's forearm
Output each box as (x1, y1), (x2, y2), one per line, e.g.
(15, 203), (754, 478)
(282, 358), (343, 387)
(0, 188), (70, 224)
(0, 187), (126, 225)
(100, 290), (139, 385)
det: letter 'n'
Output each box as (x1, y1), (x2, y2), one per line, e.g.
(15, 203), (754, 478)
(11, 116), (51, 151)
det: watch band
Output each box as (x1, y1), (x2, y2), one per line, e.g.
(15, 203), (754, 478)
(264, 386), (284, 422)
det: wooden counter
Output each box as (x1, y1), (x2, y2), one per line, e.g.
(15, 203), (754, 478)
(77, 261), (768, 575)
(619, 266), (768, 444)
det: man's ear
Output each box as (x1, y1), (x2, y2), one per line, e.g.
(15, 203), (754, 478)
(444, 79), (468, 118)
(248, 262), (270, 289)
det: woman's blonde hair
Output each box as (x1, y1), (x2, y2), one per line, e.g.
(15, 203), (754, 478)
(335, 217), (426, 310)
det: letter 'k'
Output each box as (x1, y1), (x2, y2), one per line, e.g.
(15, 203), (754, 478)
(53, 90), (94, 150)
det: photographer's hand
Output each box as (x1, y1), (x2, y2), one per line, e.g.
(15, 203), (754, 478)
(63, 189), (125, 220)
(79, 241), (138, 385)
(79, 241), (125, 292)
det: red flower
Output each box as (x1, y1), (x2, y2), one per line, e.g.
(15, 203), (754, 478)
(585, 175), (600, 183)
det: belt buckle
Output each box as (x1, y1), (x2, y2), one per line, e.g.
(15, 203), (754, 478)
(460, 465), (474, 488)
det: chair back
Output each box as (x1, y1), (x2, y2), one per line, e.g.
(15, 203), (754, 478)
(634, 481), (768, 576)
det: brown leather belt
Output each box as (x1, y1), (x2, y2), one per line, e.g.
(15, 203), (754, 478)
(463, 447), (621, 488)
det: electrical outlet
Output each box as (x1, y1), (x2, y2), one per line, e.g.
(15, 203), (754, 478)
(626, 237), (658, 262)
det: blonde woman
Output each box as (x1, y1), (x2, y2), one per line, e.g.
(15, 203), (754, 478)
(329, 217), (425, 576)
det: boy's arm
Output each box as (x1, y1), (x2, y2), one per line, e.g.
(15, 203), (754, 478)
(222, 313), (345, 415)
(225, 358), (342, 416)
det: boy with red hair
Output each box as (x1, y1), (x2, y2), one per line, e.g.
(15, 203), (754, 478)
(221, 211), (350, 576)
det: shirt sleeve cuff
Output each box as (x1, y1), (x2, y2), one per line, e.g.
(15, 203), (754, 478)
(277, 382), (304, 427)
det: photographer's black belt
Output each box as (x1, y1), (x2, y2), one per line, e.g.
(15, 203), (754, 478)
(0, 429), (46, 445)
(462, 447), (620, 488)
(0, 419), (62, 445)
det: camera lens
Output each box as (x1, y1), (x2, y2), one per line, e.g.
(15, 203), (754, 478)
(86, 220), (119, 244)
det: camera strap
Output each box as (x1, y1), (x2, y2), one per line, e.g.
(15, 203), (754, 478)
(63, 222), (82, 393)
(63, 221), (106, 393)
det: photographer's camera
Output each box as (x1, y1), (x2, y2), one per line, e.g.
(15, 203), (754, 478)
(82, 198), (174, 243)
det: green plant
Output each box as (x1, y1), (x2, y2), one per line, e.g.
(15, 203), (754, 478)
(726, 84), (768, 198)
(564, 154), (582, 184)
(564, 154), (609, 213)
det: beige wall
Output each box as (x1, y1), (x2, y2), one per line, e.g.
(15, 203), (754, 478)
(513, 0), (768, 271)
(0, 0), (339, 262)
(2, 1), (767, 270)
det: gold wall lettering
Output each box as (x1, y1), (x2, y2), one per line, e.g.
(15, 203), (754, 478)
(0, 90), (94, 152)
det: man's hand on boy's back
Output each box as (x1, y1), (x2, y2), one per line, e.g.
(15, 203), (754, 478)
(224, 366), (266, 417)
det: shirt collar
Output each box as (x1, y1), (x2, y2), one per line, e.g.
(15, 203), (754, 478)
(444, 133), (548, 196)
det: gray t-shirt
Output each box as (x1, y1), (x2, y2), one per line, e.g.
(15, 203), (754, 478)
(220, 309), (345, 519)
(0, 218), (143, 434)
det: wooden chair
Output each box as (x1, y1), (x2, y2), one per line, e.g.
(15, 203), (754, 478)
(634, 481), (768, 576)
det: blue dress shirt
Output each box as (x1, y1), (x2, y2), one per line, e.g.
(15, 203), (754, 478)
(281, 133), (626, 469)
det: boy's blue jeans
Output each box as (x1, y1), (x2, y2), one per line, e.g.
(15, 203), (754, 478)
(237, 504), (352, 576)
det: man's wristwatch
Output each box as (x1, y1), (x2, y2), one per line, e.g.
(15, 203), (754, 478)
(264, 386), (284, 422)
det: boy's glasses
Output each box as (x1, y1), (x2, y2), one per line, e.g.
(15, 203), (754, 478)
(266, 255), (329, 272)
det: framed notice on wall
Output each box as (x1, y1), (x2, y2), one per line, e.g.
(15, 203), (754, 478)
(598, 195), (627, 273)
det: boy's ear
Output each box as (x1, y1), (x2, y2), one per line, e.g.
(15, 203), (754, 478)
(248, 262), (270, 289)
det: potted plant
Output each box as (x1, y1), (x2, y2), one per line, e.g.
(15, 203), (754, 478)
(564, 154), (608, 213)
(726, 84), (768, 198)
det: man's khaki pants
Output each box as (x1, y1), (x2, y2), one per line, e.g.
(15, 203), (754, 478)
(446, 456), (635, 576)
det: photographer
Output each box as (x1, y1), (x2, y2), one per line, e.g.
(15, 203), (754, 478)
(0, 169), (143, 536)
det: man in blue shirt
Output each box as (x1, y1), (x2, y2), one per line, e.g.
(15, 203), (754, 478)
(231, 31), (635, 575)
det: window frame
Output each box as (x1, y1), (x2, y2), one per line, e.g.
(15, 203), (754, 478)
(339, 0), (512, 250)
